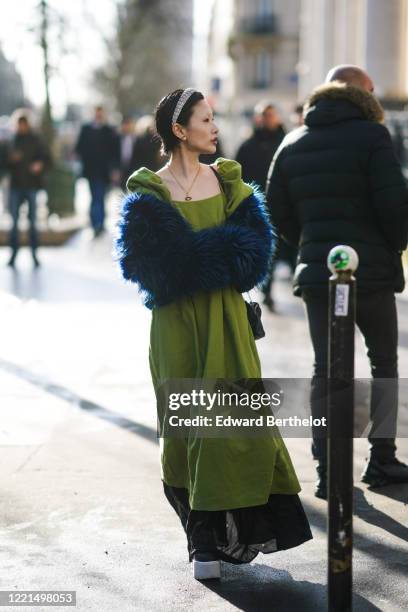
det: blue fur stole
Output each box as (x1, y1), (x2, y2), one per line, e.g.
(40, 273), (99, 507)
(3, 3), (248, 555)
(115, 188), (276, 309)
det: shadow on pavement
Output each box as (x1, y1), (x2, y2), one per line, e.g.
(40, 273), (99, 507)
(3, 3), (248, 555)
(353, 486), (408, 542)
(0, 357), (158, 445)
(203, 563), (380, 611)
(302, 496), (408, 578)
(367, 482), (408, 504)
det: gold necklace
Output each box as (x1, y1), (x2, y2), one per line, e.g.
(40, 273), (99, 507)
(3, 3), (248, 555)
(166, 164), (201, 201)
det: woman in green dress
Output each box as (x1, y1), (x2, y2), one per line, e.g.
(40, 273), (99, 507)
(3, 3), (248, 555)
(116, 88), (312, 580)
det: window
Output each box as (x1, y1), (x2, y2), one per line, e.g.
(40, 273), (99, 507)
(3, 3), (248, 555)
(253, 52), (271, 89)
(257, 0), (273, 18)
(211, 77), (221, 93)
(252, 0), (276, 33)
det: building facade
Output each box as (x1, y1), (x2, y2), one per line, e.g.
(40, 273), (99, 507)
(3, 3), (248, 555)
(206, 0), (300, 153)
(229, 0), (300, 113)
(205, 0), (235, 111)
(204, 0), (408, 155)
(298, 0), (408, 102)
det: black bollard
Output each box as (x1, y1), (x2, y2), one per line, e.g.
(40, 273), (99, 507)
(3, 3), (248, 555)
(327, 245), (359, 612)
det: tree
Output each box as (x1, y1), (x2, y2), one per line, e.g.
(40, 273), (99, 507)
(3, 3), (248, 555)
(28, 0), (71, 154)
(87, 0), (193, 116)
(39, 0), (55, 148)
(0, 47), (25, 115)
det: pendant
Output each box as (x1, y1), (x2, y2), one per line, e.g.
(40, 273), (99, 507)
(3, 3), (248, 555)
(185, 196), (192, 201)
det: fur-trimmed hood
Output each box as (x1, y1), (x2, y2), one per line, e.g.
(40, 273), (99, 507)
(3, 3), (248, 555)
(304, 81), (384, 127)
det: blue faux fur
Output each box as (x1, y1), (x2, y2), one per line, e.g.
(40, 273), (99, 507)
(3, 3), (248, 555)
(115, 186), (275, 308)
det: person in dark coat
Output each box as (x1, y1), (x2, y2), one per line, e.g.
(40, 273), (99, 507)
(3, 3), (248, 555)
(130, 115), (163, 174)
(7, 114), (50, 267)
(118, 115), (163, 190)
(236, 102), (286, 188)
(266, 65), (408, 498)
(0, 139), (8, 178)
(236, 102), (296, 311)
(75, 106), (120, 236)
(118, 116), (136, 190)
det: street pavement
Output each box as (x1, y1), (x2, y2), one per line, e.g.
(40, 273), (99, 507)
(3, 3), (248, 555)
(0, 196), (407, 611)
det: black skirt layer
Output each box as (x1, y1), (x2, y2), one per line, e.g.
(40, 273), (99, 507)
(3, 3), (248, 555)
(163, 482), (313, 564)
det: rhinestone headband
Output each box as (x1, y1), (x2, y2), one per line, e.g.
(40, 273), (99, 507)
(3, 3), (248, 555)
(172, 88), (196, 124)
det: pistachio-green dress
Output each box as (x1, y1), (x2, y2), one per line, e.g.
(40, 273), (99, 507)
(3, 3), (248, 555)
(127, 159), (312, 561)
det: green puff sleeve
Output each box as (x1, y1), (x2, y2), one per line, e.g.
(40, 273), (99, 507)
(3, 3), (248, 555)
(126, 167), (172, 202)
(214, 157), (253, 215)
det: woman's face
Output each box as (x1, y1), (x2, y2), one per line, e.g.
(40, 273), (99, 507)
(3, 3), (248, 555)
(178, 99), (218, 154)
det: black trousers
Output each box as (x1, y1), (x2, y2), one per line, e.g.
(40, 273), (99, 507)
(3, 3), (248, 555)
(302, 289), (398, 464)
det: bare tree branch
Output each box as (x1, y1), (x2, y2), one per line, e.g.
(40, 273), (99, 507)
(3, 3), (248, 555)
(88, 0), (193, 116)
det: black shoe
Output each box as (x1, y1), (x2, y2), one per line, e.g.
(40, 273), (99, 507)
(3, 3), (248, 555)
(315, 464), (327, 500)
(32, 253), (40, 268)
(362, 457), (408, 487)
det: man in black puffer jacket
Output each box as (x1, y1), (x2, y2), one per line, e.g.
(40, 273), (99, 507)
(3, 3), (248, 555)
(266, 65), (408, 499)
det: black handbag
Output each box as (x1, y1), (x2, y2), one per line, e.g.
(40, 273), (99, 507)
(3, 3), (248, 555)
(245, 294), (265, 340)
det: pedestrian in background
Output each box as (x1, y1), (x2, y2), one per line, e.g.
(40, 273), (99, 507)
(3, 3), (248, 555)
(6, 113), (50, 268)
(0, 136), (8, 215)
(236, 101), (285, 190)
(290, 103), (304, 128)
(130, 115), (163, 174)
(75, 106), (120, 237)
(267, 65), (408, 499)
(118, 116), (136, 190)
(0, 137), (7, 177)
(236, 101), (296, 312)
(116, 88), (312, 581)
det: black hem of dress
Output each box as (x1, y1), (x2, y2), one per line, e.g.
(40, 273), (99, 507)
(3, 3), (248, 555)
(163, 482), (313, 565)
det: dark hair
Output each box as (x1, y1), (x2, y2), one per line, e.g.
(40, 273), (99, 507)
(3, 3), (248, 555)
(155, 88), (204, 154)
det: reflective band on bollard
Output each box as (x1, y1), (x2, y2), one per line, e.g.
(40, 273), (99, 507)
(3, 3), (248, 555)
(327, 245), (359, 612)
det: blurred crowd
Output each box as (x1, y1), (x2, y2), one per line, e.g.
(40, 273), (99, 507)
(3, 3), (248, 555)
(0, 107), (165, 265)
(0, 97), (406, 277)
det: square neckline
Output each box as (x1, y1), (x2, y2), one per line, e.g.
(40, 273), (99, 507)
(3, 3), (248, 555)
(155, 163), (222, 204)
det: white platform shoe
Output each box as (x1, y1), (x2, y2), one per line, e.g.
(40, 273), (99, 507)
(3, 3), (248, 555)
(193, 553), (221, 580)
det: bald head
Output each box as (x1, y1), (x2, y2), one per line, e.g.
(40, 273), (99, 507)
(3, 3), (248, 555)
(325, 65), (374, 93)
